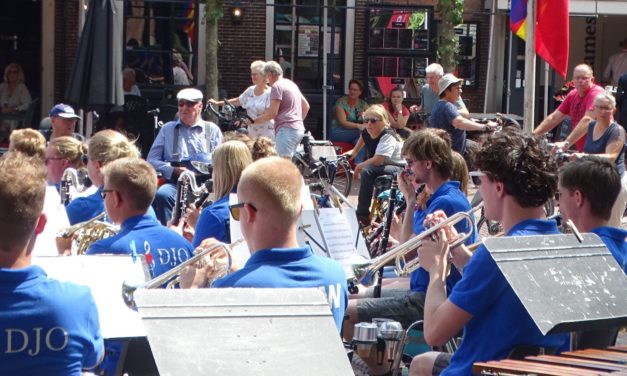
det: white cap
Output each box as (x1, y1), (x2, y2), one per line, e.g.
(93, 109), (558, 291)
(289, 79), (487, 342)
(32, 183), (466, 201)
(438, 74), (463, 96)
(176, 88), (203, 102)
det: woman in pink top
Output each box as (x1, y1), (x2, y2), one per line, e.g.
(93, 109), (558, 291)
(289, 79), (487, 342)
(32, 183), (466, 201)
(383, 86), (410, 139)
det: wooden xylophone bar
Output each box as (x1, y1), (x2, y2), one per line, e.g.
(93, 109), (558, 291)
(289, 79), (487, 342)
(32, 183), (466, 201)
(473, 347), (627, 375)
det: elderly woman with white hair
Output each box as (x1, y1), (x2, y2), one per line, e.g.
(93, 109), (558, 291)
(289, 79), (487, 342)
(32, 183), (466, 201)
(210, 60), (274, 139)
(250, 61), (310, 157)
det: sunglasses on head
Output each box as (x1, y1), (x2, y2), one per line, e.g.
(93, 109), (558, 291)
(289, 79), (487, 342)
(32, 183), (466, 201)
(469, 170), (487, 186)
(229, 202), (257, 221)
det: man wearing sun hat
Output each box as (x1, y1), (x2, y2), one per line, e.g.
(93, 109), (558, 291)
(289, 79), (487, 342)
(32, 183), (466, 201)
(147, 87), (223, 225)
(428, 74), (496, 155)
(42, 103), (84, 142)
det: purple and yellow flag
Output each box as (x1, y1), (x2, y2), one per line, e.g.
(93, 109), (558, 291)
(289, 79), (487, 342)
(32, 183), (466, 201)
(510, 0), (528, 40)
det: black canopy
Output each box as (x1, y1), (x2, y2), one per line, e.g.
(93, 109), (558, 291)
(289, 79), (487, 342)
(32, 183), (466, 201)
(65, 0), (123, 111)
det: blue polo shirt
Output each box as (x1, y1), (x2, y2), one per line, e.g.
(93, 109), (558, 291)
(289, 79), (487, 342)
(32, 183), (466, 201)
(0, 265), (103, 375)
(592, 226), (627, 273)
(410, 181), (475, 293)
(444, 219), (569, 375)
(66, 188), (157, 226)
(86, 214), (193, 278)
(213, 247), (349, 332)
(192, 195), (230, 248)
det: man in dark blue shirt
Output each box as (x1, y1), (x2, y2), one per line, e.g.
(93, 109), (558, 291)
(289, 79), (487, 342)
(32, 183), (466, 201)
(87, 157), (193, 279)
(410, 129), (569, 376)
(557, 156), (627, 350)
(0, 151), (103, 374)
(429, 74), (495, 154)
(182, 157), (348, 332)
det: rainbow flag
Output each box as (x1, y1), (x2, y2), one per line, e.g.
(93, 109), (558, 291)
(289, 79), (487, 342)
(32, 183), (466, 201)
(510, 0), (528, 40)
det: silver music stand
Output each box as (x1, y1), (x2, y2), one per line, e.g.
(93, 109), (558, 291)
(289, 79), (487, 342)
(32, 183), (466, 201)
(484, 233), (627, 335)
(134, 288), (353, 376)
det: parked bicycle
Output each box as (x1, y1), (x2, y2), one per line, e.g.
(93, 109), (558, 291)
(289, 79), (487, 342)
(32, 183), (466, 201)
(293, 134), (353, 197)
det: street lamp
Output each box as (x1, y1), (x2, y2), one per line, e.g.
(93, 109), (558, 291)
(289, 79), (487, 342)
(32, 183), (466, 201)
(231, 1), (244, 24)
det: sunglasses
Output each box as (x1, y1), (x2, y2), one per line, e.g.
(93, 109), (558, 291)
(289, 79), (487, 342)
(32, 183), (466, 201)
(178, 100), (198, 107)
(363, 117), (380, 124)
(229, 202), (257, 221)
(469, 170), (487, 186)
(101, 189), (114, 199)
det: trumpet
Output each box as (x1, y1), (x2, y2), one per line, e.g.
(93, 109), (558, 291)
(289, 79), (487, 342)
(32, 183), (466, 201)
(351, 205), (481, 287)
(121, 240), (238, 310)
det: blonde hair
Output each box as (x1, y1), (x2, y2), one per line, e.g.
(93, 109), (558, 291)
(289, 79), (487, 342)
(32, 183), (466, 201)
(9, 129), (46, 160)
(251, 137), (278, 160)
(0, 152), (46, 250)
(451, 151), (469, 195)
(250, 60), (266, 74)
(239, 157), (302, 225)
(363, 104), (391, 128)
(49, 136), (87, 167)
(212, 141), (253, 200)
(3, 63), (26, 84)
(88, 130), (139, 166)
(103, 157), (157, 211)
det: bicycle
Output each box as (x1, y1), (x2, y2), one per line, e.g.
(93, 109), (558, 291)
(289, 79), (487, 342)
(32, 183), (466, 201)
(293, 134), (353, 197)
(204, 99), (252, 133)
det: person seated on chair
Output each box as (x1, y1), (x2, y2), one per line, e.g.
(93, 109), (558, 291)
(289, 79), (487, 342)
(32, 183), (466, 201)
(42, 103), (85, 142)
(86, 157), (194, 279)
(0, 151), (104, 374)
(180, 157), (349, 332)
(122, 67), (141, 97)
(328, 79), (368, 161)
(184, 140), (253, 248)
(383, 86), (411, 139)
(343, 104), (405, 227)
(147, 87), (223, 225)
(557, 156), (627, 349)
(409, 129), (569, 376)
(343, 128), (475, 376)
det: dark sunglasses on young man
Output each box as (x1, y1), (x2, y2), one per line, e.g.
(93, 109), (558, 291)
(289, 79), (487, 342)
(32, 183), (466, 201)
(469, 170), (486, 186)
(229, 202), (257, 221)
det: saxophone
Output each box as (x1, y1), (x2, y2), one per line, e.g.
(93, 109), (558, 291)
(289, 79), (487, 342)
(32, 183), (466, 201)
(58, 212), (119, 255)
(171, 170), (211, 226)
(60, 168), (88, 206)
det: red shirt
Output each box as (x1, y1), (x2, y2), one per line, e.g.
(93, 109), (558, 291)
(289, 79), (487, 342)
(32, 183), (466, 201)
(558, 84), (604, 151)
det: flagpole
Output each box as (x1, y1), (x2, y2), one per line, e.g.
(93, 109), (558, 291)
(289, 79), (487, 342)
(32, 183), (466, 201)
(523, 0), (536, 134)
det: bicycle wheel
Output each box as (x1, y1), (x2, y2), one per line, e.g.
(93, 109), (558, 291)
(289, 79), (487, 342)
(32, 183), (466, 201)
(319, 158), (353, 197)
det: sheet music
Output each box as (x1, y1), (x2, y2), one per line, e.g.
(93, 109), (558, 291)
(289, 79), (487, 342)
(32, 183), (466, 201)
(317, 208), (357, 261)
(229, 193), (251, 267)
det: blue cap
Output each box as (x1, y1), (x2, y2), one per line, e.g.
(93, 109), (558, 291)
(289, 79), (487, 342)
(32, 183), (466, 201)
(49, 103), (81, 119)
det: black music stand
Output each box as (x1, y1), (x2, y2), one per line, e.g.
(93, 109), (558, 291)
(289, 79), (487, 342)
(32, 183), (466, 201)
(484, 233), (627, 335)
(134, 288), (354, 376)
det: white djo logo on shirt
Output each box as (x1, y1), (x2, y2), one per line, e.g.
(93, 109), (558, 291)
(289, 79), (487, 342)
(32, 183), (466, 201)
(4, 327), (69, 356)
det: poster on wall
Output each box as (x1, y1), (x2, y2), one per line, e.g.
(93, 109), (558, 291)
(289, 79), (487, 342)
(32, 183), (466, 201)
(298, 25), (319, 57)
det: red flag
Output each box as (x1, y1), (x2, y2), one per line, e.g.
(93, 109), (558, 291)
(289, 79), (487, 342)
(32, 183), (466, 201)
(535, 0), (569, 78)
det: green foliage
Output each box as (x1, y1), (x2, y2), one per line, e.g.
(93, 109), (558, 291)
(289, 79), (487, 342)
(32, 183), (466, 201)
(436, 0), (464, 73)
(201, 0), (224, 23)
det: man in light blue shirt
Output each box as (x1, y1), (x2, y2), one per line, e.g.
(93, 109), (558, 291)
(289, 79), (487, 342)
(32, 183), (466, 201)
(147, 88), (222, 224)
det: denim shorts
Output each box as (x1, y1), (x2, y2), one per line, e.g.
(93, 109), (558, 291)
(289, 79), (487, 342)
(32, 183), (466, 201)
(275, 126), (305, 158)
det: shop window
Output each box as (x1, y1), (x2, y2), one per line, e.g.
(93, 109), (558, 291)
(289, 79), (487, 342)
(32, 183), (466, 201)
(434, 22), (479, 87)
(123, 0), (199, 92)
(365, 6), (435, 101)
(273, 0), (346, 93)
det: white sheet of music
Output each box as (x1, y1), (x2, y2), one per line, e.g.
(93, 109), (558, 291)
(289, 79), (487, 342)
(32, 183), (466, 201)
(32, 255), (149, 339)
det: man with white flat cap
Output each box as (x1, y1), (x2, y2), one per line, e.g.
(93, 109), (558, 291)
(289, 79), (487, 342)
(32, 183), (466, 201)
(147, 87), (223, 225)
(428, 74), (496, 155)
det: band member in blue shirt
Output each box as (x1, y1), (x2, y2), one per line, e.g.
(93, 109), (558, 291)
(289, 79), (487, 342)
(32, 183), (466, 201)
(411, 129), (569, 376)
(147, 87), (223, 225)
(190, 140), (252, 247)
(181, 157), (348, 332)
(557, 156), (627, 350)
(86, 157), (194, 279)
(0, 151), (103, 374)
